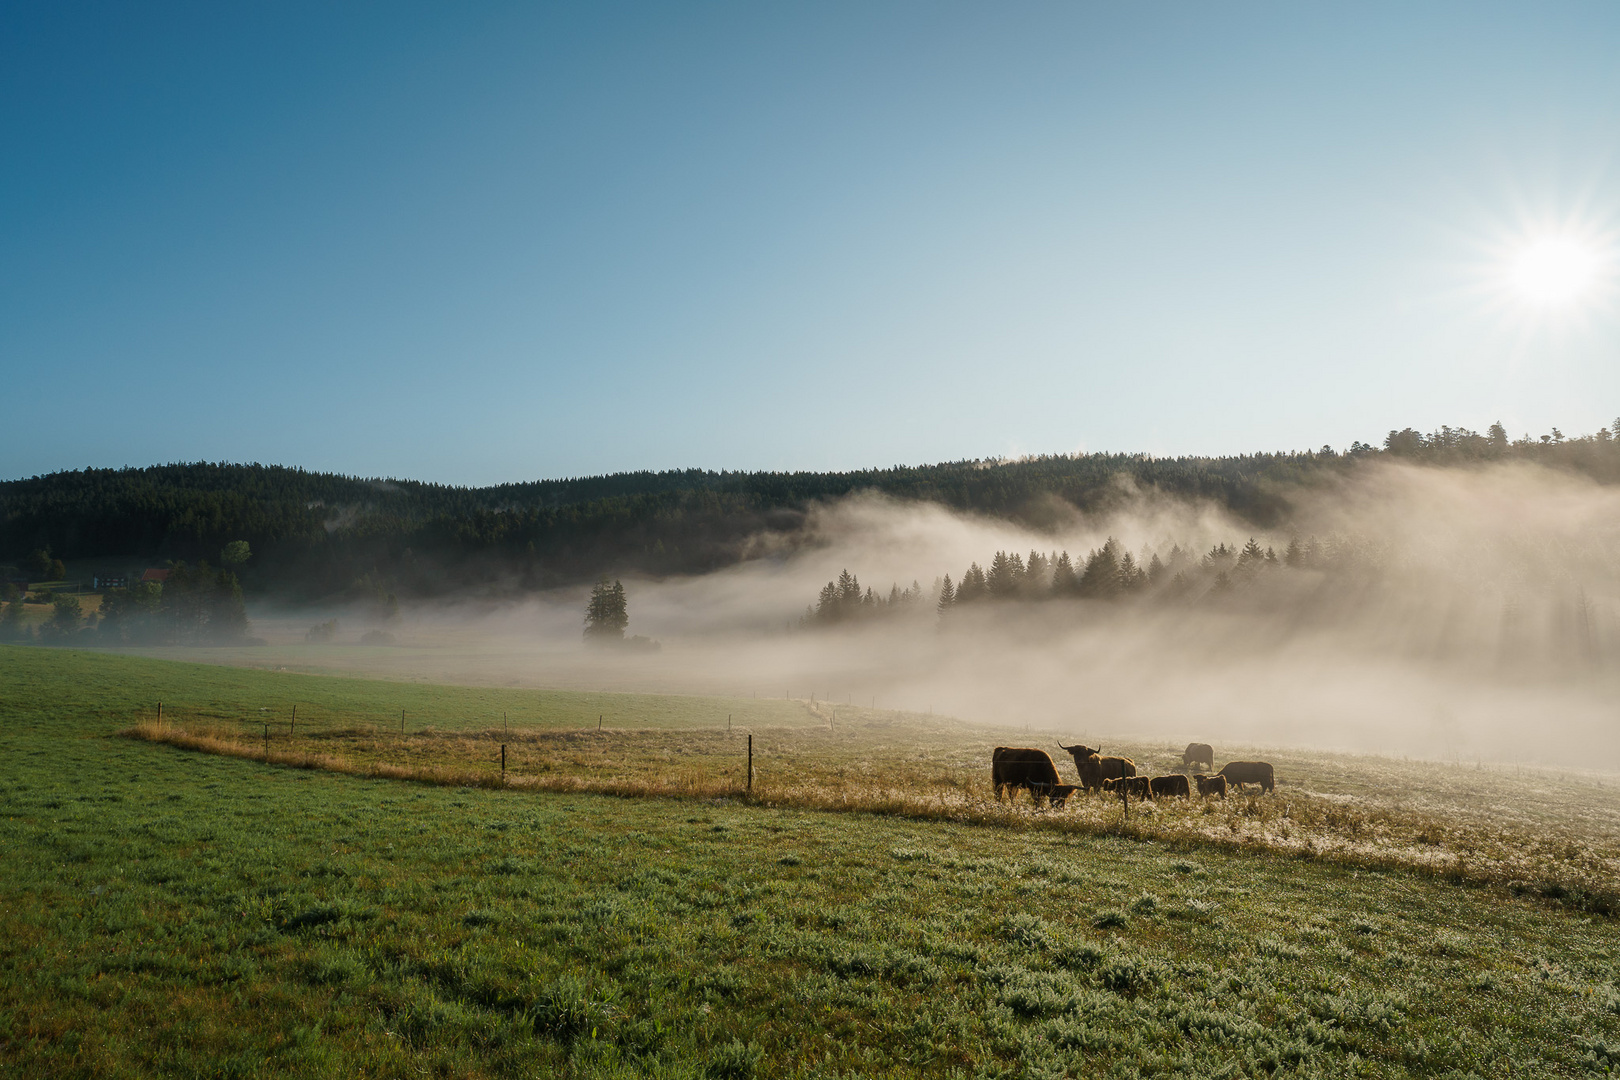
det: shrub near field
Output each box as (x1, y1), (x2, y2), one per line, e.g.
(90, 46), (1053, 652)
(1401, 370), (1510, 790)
(3, 648), (1620, 1077)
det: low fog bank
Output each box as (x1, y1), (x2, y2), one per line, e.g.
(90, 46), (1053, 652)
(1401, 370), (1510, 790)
(248, 461), (1620, 771)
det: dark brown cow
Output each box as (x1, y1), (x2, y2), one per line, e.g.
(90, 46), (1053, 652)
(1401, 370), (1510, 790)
(1048, 784), (1079, 809)
(1057, 742), (1137, 792)
(1218, 761), (1275, 793)
(1102, 775), (1152, 799)
(1193, 773), (1228, 799)
(1149, 774), (1191, 799)
(991, 747), (1063, 803)
(1182, 742), (1214, 769)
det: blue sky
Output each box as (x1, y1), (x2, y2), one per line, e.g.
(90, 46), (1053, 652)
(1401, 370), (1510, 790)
(4, 2), (1620, 484)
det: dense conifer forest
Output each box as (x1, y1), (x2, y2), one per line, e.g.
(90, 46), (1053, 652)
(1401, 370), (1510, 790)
(4, 420), (1618, 603)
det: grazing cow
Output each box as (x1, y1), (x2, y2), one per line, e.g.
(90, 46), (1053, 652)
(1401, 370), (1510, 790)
(1182, 742), (1215, 769)
(1193, 773), (1228, 799)
(1048, 784), (1079, 809)
(1057, 741), (1137, 792)
(1149, 774), (1191, 799)
(1103, 775), (1152, 799)
(1218, 761), (1275, 793)
(991, 747), (1063, 803)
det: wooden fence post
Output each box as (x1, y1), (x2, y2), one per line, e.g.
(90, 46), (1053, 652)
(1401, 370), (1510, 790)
(747, 734), (753, 794)
(401, 709), (405, 735)
(501, 743), (506, 780)
(291, 704), (296, 737)
(263, 723), (269, 757)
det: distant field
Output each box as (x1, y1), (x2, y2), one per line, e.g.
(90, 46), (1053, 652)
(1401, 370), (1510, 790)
(4, 644), (1620, 1077)
(101, 647), (1620, 915)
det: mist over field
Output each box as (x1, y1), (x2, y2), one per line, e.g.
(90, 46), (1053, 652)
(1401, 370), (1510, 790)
(241, 460), (1620, 771)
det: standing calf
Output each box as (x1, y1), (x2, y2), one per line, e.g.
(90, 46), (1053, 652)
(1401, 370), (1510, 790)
(1149, 774), (1191, 799)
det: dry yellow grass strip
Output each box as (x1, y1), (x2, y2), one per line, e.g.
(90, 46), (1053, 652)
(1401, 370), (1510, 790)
(120, 720), (1620, 918)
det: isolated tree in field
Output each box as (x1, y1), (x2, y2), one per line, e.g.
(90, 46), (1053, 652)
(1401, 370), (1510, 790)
(98, 581), (163, 644)
(0, 596), (26, 640)
(41, 594), (84, 642)
(221, 540), (251, 568)
(584, 577), (628, 641)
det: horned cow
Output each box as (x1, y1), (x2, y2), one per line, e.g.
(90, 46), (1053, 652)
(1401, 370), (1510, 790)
(1217, 761), (1275, 793)
(1193, 773), (1228, 798)
(991, 747), (1063, 803)
(1057, 742), (1137, 792)
(1149, 774), (1191, 799)
(1182, 742), (1215, 769)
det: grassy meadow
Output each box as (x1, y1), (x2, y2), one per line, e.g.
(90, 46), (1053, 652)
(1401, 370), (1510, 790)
(3, 644), (1620, 1077)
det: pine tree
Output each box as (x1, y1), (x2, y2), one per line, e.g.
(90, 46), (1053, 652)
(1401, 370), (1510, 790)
(1147, 553), (1165, 584)
(1078, 540), (1121, 599)
(815, 581), (840, 623)
(1051, 552), (1078, 595)
(957, 563), (987, 603)
(1117, 552), (1145, 593)
(936, 574), (955, 617)
(987, 551), (1023, 599)
(837, 570), (862, 616)
(1283, 536), (1303, 568)
(583, 576), (629, 641)
(1024, 551), (1050, 597)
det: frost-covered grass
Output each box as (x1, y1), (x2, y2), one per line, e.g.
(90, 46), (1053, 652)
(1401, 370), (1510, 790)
(5, 646), (1620, 1076)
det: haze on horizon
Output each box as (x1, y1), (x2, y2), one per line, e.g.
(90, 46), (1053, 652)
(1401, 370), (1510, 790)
(4, 3), (1620, 486)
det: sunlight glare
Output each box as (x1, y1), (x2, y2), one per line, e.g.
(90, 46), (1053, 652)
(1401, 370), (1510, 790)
(1509, 235), (1600, 308)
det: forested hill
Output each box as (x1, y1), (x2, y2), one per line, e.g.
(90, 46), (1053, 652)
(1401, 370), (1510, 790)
(4, 422), (1617, 601)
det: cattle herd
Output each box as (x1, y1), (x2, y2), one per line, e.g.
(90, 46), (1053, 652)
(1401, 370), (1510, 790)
(991, 743), (1275, 806)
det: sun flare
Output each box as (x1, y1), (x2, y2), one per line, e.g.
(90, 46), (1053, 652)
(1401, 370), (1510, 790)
(1509, 235), (1602, 308)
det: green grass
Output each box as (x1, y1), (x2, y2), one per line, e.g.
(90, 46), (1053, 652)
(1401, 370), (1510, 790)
(4, 644), (1620, 1077)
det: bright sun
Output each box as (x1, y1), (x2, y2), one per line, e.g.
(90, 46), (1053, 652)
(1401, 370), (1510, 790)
(1509, 235), (1601, 308)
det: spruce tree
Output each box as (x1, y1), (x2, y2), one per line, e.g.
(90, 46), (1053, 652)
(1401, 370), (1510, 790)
(957, 563), (987, 603)
(815, 582), (840, 623)
(936, 574), (955, 617)
(1051, 552), (1078, 595)
(1078, 540), (1120, 599)
(837, 570), (862, 617)
(584, 576), (629, 641)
